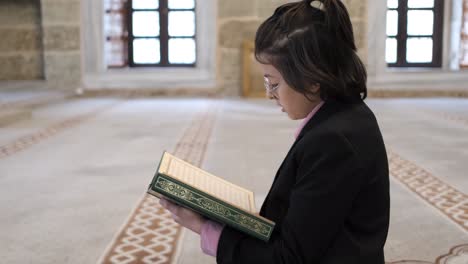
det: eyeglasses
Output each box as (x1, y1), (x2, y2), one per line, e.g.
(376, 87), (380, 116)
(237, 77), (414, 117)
(264, 77), (279, 95)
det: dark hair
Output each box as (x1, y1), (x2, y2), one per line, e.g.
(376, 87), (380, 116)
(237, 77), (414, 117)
(255, 0), (367, 102)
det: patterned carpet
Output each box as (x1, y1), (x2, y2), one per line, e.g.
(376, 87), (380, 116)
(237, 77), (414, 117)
(98, 103), (218, 263)
(0, 93), (466, 264)
(388, 244), (468, 263)
(95, 101), (468, 264)
(96, 152), (468, 264)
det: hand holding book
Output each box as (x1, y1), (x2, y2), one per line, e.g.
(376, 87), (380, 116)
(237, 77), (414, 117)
(159, 196), (205, 234)
(148, 151), (275, 241)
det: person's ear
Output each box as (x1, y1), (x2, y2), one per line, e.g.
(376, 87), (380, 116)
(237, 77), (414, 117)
(310, 83), (320, 94)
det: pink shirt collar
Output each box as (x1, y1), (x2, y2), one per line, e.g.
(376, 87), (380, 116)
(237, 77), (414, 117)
(294, 101), (324, 139)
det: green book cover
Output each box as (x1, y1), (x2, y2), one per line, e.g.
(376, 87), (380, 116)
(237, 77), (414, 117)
(147, 151), (275, 242)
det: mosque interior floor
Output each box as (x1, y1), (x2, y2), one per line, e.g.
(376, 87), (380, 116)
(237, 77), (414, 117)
(0, 87), (467, 263)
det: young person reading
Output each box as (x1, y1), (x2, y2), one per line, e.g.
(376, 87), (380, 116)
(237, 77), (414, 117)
(160, 0), (390, 263)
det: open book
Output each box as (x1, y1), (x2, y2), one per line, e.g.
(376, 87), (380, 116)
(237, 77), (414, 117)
(147, 151), (275, 241)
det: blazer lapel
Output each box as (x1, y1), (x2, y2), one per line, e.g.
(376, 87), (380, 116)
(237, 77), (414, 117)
(271, 100), (338, 180)
(260, 99), (352, 215)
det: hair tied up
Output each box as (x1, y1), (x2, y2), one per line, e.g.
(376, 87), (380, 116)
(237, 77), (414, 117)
(309, 0), (326, 11)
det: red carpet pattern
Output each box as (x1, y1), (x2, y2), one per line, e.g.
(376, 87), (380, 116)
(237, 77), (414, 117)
(98, 102), (218, 264)
(0, 101), (122, 160)
(436, 244), (468, 263)
(95, 102), (466, 263)
(0, 92), (71, 111)
(389, 151), (468, 232)
(388, 244), (468, 264)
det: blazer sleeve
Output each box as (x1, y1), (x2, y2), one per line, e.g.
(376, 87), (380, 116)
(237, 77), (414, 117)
(216, 130), (364, 264)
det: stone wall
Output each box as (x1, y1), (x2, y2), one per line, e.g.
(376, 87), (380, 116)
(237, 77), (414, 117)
(218, 0), (368, 96)
(0, 0), (81, 89)
(40, 0), (81, 89)
(0, 0), (43, 80)
(0, 0), (367, 93)
(342, 0), (368, 63)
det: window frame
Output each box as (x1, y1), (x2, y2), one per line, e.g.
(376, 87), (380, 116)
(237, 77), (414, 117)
(104, 0), (129, 68)
(387, 0), (444, 68)
(128, 0), (197, 67)
(461, 0), (468, 68)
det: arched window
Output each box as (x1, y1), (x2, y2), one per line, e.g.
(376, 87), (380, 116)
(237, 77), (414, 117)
(385, 0), (444, 67)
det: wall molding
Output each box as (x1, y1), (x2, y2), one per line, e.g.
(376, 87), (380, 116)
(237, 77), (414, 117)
(368, 89), (468, 98)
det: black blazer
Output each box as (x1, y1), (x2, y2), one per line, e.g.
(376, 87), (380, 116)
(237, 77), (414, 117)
(216, 99), (390, 264)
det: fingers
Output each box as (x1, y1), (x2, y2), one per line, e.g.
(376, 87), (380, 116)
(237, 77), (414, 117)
(159, 197), (194, 219)
(159, 198), (181, 223)
(159, 197), (179, 213)
(158, 197), (205, 234)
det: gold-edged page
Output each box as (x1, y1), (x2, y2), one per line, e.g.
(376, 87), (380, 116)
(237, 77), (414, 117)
(158, 152), (171, 174)
(161, 153), (255, 212)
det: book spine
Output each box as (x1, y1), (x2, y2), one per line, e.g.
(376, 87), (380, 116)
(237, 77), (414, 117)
(149, 174), (274, 242)
(148, 151), (166, 191)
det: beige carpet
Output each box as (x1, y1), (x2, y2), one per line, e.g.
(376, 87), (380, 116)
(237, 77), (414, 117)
(0, 91), (467, 263)
(96, 152), (468, 264)
(98, 103), (218, 263)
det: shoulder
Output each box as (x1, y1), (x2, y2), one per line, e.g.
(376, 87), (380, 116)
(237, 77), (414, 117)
(295, 128), (359, 164)
(325, 100), (379, 131)
(294, 100), (383, 169)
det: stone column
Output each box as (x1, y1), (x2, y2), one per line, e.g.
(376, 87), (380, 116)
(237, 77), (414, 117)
(40, 0), (81, 89)
(218, 0), (288, 96)
(342, 0), (368, 65)
(0, 0), (43, 80)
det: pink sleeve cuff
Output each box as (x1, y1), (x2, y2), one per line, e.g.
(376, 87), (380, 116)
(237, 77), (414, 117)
(200, 220), (224, 257)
